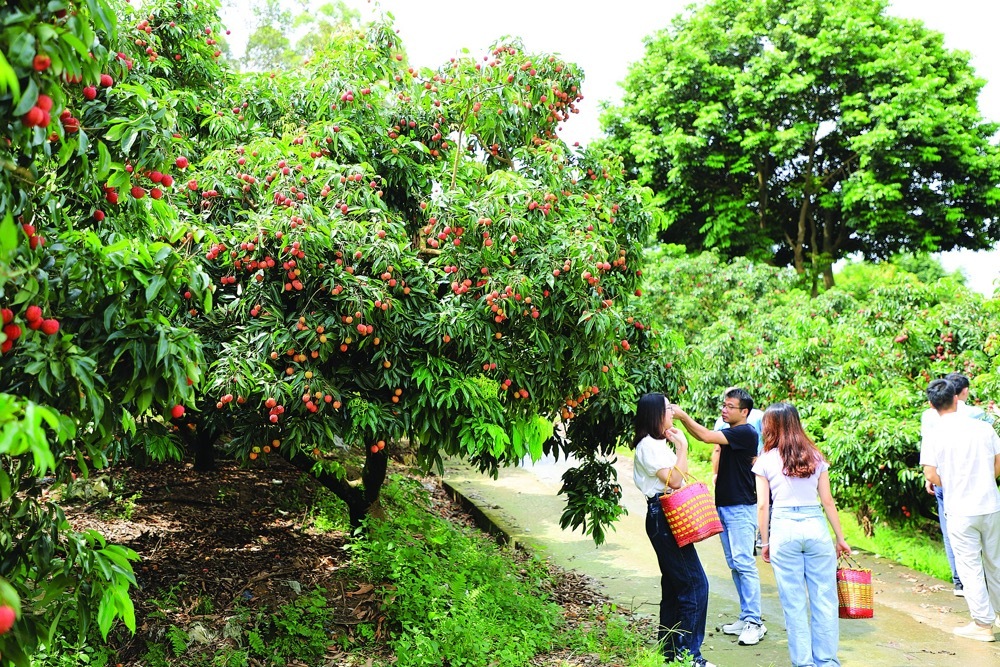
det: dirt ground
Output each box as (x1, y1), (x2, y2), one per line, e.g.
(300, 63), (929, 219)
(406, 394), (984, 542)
(60, 457), (638, 666)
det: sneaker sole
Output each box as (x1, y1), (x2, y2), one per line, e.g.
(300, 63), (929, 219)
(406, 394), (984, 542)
(738, 626), (767, 646)
(954, 630), (995, 642)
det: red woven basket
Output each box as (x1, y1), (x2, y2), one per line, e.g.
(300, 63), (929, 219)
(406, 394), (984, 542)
(659, 473), (723, 548)
(836, 555), (873, 619)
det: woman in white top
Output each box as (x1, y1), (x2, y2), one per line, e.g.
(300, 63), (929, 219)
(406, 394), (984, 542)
(752, 402), (851, 667)
(632, 393), (713, 667)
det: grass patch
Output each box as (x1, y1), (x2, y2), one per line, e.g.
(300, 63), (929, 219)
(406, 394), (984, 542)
(351, 474), (564, 666)
(839, 511), (951, 582)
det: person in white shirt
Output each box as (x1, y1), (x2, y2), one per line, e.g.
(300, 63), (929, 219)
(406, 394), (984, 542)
(752, 402), (850, 667)
(920, 378), (1000, 642)
(631, 392), (714, 667)
(920, 372), (994, 597)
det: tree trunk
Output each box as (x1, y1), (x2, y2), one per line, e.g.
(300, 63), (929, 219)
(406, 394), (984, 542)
(175, 417), (218, 471)
(795, 198), (809, 275)
(820, 207), (836, 289)
(822, 264), (835, 289)
(286, 447), (388, 530)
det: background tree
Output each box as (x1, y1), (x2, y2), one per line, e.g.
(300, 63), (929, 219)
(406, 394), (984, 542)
(602, 0), (1000, 292)
(242, 0), (297, 71)
(641, 246), (1000, 536)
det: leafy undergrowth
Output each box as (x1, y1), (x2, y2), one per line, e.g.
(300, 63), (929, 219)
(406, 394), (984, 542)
(43, 458), (670, 667)
(839, 509), (951, 582)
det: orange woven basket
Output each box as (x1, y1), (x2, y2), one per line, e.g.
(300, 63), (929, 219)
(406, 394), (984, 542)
(659, 473), (723, 548)
(836, 554), (873, 619)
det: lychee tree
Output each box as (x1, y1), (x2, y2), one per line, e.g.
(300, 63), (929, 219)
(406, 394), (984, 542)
(1, 0), (231, 660)
(177, 23), (676, 541)
(3, 0), (677, 659)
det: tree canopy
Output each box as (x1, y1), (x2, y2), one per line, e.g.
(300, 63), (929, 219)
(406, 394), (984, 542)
(1, 0), (675, 656)
(601, 0), (1000, 290)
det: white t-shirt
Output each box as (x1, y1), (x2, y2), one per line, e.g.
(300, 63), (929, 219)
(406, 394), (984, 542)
(920, 412), (1000, 517)
(751, 448), (828, 507)
(633, 434), (680, 498)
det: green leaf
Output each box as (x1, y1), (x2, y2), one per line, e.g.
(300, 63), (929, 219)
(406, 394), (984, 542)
(0, 211), (18, 260)
(96, 141), (112, 180)
(145, 275), (166, 303)
(86, 0), (118, 37)
(0, 50), (21, 101)
(12, 78), (39, 116)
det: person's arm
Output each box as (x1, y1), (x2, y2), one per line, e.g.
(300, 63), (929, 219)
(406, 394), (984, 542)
(657, 427), (689, 489)
(994, 454), (1000, 480)
(670, 405), (728, 445)
(817, 470), (850, 556)
(923, 464), (942, 487)
(755, 474), (771, 563)
(711, 444), (721, 485)
(919, 413), (935, 494)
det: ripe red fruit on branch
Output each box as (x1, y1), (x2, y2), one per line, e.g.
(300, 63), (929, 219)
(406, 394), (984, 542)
(25, 305), (42, 323)
(170, 404), (185, 419)
(33, 54), (51, 71)
(3, 324), (22, 341)
(100, 74), (113, 87)
(83, 85), (97, 100)
(130, 186), (146, 199)
(1, 309), (11, 324)
(22, 106), (49, 128)
(0, 605), (15, 634)
(175, 156), (189, 169)
(41, 319), (60, 335)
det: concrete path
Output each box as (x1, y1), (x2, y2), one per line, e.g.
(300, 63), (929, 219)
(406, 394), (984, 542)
(442, 455), (1000, 667)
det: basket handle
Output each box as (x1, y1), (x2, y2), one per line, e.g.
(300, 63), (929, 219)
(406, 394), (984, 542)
(838, 553), (867, 571)
(661, 467), (705, 493)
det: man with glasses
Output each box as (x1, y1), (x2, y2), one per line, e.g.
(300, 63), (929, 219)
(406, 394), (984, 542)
(671, 388), (766, 647)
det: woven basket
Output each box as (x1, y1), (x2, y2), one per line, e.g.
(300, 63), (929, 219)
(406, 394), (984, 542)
(659, 473), (723, 548)
(836, 555), (873, 619)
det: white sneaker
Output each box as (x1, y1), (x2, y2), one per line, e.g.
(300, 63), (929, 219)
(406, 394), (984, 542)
(953, 621), (996, 642)
(995, 614), (1000, 629)
(738, 621), (767, 645)
(720, 619), (746, 635)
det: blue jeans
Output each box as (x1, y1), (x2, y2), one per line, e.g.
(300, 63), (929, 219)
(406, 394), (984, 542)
(770, 506), (840, 667)
(718, 503), (762, 624)
(934, 485), (961, 586)
(646, 498), (709, 663)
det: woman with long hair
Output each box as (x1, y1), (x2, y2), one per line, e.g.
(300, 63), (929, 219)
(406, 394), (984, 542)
(631, 393), (713, 667)
(752, 402), (851, 667)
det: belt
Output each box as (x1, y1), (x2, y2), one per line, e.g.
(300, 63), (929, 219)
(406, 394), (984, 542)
(646, 492), (663, 503)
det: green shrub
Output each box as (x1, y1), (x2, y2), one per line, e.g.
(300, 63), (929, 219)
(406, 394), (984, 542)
(352, 475), (563, 667)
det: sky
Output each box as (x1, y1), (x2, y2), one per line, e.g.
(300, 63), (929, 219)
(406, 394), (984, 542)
(220, 0), (1000, 295)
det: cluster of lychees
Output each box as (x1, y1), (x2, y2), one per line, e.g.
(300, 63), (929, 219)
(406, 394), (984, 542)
(1, 304), (59, 354)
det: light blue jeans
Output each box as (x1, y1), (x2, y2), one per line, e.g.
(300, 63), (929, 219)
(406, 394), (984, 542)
(718, 503), (762, 624)
(770, 506), (840, 667)
(934, 485), (961, 586)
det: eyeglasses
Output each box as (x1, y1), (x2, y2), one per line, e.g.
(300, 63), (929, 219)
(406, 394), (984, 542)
(721, 403), (743, 411)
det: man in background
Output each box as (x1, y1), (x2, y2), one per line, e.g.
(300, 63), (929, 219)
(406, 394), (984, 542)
(920, 378), (1000, 642)
(921, 372), (993, 597)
